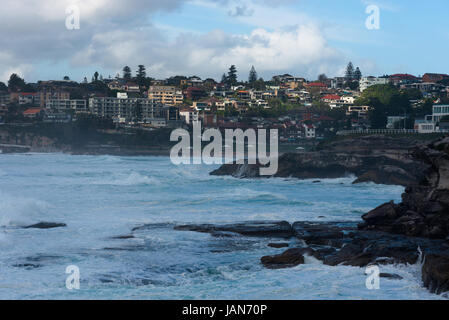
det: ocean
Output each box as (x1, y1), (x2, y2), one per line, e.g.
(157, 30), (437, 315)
(0, 153), (440, 299)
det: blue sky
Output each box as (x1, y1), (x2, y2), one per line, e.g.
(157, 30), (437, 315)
(2, 0), (449, 83)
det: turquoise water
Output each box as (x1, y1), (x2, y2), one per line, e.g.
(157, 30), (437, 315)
(0, 153), (440, 299)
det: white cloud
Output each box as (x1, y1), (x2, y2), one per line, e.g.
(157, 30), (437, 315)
(0, 0), (348, 82)
(71, 23), (344, 80)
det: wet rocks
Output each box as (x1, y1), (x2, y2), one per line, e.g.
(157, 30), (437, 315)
(359, 137), (449, 239)
(174, 221), (294, 239)
(110, 234), (135, 240)
(268, 243), (289, 248)
(261, 248), (306, 269)
(380, 273), (403, 280)
(24, 222), (67, 229)
(210, 135), (430, 187)
(422, 254), (449, 294)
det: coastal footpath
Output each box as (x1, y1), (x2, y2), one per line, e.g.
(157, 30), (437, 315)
(210, 135), (449, 294)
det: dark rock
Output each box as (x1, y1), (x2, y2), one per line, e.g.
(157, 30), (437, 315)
(210, 135), (429, 187)
(380, 273), (403, 280)
(422, 254), (449, 294)
(110, 234), (135, 240)
(261, 248), (306, 269)
(362, 201), (398, 225)
(24, 222), (67, 229)
(13, 263), (41, 269)
(268, 243), (289, 248)
(174, 221), (294, 239)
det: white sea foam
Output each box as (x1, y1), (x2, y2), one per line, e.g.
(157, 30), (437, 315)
(0, 191), (51, 227)
(93, 172), (161, 186)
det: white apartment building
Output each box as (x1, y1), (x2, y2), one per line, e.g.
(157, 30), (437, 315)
(89, 97), (162, 123)
(46, 99), (88, 113)
(359, 77), (389, 92)
(432, 104), (449, 123)
(179, 109), (199, 124)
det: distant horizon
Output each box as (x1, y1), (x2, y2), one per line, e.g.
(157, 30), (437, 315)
(4, 68), (447, 86)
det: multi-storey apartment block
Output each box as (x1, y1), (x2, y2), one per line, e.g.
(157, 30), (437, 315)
(148, 86), (183, 106)
(46, 99), (88, 113)
(89, 96), (162, 123)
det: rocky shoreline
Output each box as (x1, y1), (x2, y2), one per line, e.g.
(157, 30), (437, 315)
(211, 135), (434, 186)
(172, 220), (449, 295)
(208, 135), (449, 295)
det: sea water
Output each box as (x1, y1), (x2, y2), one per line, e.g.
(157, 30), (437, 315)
(0, 153), (441, 299)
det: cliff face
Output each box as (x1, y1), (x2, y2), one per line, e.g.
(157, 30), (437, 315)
(0, 128), (64, 153)
(210, 135), (432, 187)
(360, 137), (449, 239)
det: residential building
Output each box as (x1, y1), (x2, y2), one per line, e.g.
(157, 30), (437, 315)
(432, 104), (449, 123)
(184, 87), (207, 101)
(387, 116), (406, 129)
(321, 94), (342, 109)
(359, 77), (388, 92)
(302, 123), (316, 139)
(422, 73), (449, 83)
(17, 92), (37, 105)
(402, 82), (444, 95)
(179, 108), (199, 124)
(389, 74), (419, 86)
(0, 92), (10, 105)
(330, 77), (346, 89)
(46, 99), (88, 113)
(22, 108), (43, 119)
(89, 96), (162, 123)
(347, 105), (370, 119)
(148, 86), (183, 106)
(37, 89), (70, 107)
(414, 119), (436, 133)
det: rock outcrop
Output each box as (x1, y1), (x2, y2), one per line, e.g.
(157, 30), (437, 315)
(174, 220), (449, 290)
(359, 137), (449, 239)
(174, 221), (294, 239)
(24, 222), (67, 229)
(210, 135), (431, 186)
(261, 248), (306, 269)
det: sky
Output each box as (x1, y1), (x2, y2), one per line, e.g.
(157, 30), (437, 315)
(1, 0), (449, 84)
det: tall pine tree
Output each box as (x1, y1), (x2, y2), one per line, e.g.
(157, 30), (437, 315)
(354, 67), (362, 81)
(248, 66), (257, 86)
(227, 65), (238, 86)
(345, 62), (355, 80)
(123, 66), (132, 81)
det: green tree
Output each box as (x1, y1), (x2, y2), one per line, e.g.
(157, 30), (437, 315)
(0, 82), (8, 91)
(136, 65), (146, 86)
(8, 74), (26, 92)
(318, 74), (328, 82)
(354, 67), (362, 80)
(248, 65), (257, 86)
(93, 71), (99, 82)
(367, 97), (388, 129)
(227, 65), (238, 86)
(357, 84), (411, 128)
(221, 73), (227, 84)
(123, 66), (132, 80)
(345, 62), (354, 80)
